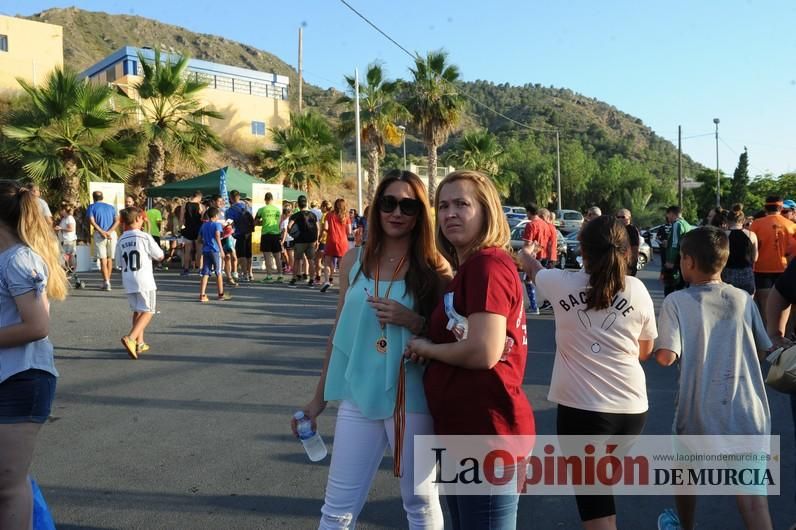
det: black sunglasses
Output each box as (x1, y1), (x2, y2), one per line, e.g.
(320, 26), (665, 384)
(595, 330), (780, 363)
(378, 195), (421, 216)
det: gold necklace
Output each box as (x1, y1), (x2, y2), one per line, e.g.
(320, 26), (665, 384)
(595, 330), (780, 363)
(373, 255), (407, 353)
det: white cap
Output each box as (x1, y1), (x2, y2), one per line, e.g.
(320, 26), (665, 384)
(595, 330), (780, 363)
(293, 411), (305, 420)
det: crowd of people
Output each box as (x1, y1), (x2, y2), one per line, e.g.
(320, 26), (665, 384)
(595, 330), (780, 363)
(0, 173), (794, 529)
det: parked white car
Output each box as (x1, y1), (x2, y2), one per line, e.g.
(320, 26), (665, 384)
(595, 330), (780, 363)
(555, 209), (584, 233)
(502, 206), (527, 216)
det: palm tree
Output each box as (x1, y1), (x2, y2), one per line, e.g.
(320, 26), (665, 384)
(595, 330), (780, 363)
(403, 50), (465, 196)
(260, 111), (338, 194)
(446, 130), (516, 197)
(2, 68), (137, 205)
(135, 48), (224, 187)
(338, 63), (409, 202)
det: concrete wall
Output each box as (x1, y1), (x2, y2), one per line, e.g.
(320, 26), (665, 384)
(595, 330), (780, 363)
(0, 15), (63, 95)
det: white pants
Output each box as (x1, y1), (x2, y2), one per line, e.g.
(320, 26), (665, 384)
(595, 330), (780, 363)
(319, 400), (443, 529)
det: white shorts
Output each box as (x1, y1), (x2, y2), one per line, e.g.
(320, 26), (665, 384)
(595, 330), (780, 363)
(61, 240), (76, 255)
(94, 231), (117, 259)
(127, 291), (157, 313)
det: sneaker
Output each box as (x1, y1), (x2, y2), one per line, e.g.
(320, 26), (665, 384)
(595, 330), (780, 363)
(103, 281), (112, 291)
(307, 280), (316, 288)
(199, 294), (210, 303)
(527, 306), (540, 315)
(232, 272), (239, 280)
(314, 275), (321, 283)
(218, 292), (232, 301)
(657, 509), (682, 530)
(274, 276), (284, 283)
(137, 343), (150, 354)
(180, 269), (190, 276)
(227, 277), (238, 287)
(539, 301), (553, 311)
(320, 282), (332, 293)
(288, 278), (298, 287)
(121, 336), (138, 360)
(260, 275), (274, 283)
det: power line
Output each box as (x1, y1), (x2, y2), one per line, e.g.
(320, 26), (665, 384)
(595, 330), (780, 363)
(337, 0), (416, 59)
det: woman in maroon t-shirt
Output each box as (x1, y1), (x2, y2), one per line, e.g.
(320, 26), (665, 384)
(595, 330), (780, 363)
(406, 170), (534, 529)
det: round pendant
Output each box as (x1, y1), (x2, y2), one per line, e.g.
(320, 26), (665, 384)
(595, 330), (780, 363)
(376, 337), (388, 353)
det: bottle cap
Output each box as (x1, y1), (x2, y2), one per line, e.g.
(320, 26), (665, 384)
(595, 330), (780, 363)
(293, 411), (305, 420)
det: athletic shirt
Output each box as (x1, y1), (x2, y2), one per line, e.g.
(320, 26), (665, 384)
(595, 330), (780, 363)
(256, 204), (281, 235)
(424, 247), (535, 436)
(59, 215), (77, 242)
(725, 229), (754, 269)
(750, 214), (796, 273)
(183, 202), (202, 232)
(536, 268), (657, 414)
(324, 250), (428, 418)
(115, 229), (164, 293)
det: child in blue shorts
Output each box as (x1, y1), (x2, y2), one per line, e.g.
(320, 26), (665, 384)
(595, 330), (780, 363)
(198, 207), (231, 302)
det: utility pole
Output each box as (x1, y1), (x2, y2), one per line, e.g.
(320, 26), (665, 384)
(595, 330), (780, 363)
(354, 68), (363, 213)
(555, 130), (562, 214)
(714, 118), (720, 207)
(297, 27), (303, 113)
(678, 125), (683, 208)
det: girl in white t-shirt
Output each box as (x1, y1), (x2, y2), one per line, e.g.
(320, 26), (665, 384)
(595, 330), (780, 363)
(279, 208), (294, 274)
(55, 205), (77, 271)
(518, 215), (657, 530)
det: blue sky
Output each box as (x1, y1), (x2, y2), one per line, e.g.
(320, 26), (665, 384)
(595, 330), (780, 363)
(5, 0), (795, 178)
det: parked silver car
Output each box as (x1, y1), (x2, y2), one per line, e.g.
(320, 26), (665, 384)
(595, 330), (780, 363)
(509, 220), (567, 268)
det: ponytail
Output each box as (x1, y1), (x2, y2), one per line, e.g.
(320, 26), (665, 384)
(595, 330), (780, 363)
(580, 216), (628, 310)
(0, 182), (68, 301)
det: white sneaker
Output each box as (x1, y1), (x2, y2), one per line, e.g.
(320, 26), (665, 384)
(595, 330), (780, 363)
(103, 281), (112, 291)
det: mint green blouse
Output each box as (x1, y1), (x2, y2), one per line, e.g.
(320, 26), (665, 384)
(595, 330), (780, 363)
(324, 254), (429, 419)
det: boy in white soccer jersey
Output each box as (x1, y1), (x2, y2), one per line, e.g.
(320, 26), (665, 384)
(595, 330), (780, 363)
(116, 206), (164, 359)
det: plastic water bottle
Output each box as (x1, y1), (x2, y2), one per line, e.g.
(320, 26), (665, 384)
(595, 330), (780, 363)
(294, 411), (328, 462)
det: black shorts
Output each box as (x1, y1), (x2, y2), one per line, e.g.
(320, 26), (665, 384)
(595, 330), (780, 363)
(182, 225), (200, 241)
(235, 234), (252, 258)
(0, 369), (56, 424)
(260, 234), (282, 254)
(754, 272), (781, 290)
(557, 404), (647, 522)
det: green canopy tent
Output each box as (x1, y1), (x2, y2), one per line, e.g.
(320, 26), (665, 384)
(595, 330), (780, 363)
(146, 166), (303, 201)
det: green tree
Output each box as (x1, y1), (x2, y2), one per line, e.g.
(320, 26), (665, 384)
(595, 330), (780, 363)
(730, 149), (750, 207)
(135, 48), (224, 187)
(502, 136), (553, 207)
(259, 111), (339, 193)
(339, 63), (408, 203)
(403, 50), (465, 196)
(445, 130), (515, 196)
(691, 168), (731, 219)
(559, 140), (598, 210)
(1, 68), (137, 205)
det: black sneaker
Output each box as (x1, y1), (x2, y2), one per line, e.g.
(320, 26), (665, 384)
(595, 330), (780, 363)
(539, 301), (553, 311)
(307, 280), (316, 288)
(288, 278), (298, 287)
(320, 282), (331, 293)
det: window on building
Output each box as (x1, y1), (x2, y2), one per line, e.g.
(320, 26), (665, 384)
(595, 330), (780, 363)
(106, 66), (117, 83)
(251, 121), (266, 136)
(0, 35), (8, 52)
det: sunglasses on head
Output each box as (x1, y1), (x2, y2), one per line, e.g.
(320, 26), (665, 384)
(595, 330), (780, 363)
(378, 195), (421, 216)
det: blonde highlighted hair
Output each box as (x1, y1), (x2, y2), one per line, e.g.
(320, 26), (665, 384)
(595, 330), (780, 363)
(434, 170), (511, 268)
(0, 180), (68, 300)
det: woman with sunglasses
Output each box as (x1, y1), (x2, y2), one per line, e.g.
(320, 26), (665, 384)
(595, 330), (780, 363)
(293, 169), (449, 529)
(405, 170), (535, 529)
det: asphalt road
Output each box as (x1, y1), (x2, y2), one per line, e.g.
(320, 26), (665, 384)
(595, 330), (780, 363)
(33, 255), (796, 529)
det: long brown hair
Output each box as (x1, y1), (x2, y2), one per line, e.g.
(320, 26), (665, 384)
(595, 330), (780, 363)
(0, 180), (68, 300)
(579, 215), (628, 310)
(333, 198), (347, 222)
(362, 169), (447, 318)
(434, 170), (511, 269)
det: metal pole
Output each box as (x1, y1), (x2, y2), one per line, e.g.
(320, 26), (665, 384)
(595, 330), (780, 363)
(398, 125), (407, 170)
(555, 130), (562, 213)
(354, 69), (363, 213)
(678, 125), (683, 208)
(714, 118), (720, 207)
(297, 28), (303, 113)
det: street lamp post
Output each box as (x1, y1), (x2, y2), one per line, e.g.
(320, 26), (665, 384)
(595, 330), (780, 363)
(398, 125), (407, 170)
(713, 118), (720, 207)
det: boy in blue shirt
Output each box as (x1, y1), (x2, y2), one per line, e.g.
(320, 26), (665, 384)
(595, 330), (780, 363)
(198, 207), (231, 302)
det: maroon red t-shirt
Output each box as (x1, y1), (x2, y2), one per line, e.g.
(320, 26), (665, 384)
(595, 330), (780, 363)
(424, 247), (535, 436)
